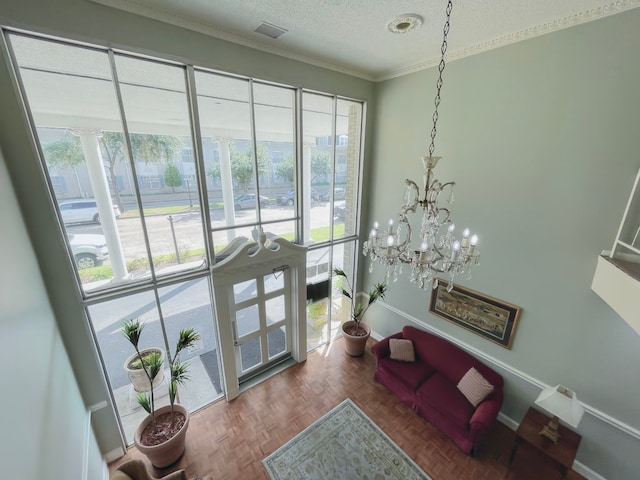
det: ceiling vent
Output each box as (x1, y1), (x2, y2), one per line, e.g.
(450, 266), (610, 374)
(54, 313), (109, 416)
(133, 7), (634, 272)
(254, 22), (288, 39)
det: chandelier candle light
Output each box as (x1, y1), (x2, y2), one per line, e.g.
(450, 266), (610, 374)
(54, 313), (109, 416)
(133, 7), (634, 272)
(363, 0), (480, 291)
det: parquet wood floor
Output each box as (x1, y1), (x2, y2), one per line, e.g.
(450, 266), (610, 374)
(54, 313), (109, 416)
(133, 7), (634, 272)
(109, 336), (586, 480)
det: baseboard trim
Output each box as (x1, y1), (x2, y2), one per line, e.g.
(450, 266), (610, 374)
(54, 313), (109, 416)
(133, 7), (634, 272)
(373, 301), (640, 441)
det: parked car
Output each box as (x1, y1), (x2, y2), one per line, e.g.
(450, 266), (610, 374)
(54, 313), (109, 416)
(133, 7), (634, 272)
(277, 188), (320, 206)
(59, 199), (121, 224)
(320, 187), (346, 201)
(68, 233), (109, 269)
(234, 193), (269, 210)
(334, 204), (346, 221)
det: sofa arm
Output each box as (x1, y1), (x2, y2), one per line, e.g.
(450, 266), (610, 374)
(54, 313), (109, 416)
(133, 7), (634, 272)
(371, 332), (404, 361)
(468, 389), (503, 444)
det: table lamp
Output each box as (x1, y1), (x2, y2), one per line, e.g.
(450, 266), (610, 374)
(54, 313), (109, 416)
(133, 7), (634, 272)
(534, 385), (584, 443)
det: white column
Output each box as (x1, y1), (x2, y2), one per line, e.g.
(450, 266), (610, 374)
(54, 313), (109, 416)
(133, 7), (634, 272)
(73, 130), (128, 281)
(303, 143), (313, 243)
(216, 137), (236, 244)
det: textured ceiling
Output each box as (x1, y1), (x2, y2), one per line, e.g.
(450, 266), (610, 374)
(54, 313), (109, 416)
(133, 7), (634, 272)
(92, 0), (639, 81)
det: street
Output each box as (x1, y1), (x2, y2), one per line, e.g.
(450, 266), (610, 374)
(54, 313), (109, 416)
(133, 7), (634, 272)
(67, 201), (345, 261)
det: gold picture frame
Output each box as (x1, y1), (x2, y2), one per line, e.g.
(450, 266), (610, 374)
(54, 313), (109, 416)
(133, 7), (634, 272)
(429, 279), (522, 349)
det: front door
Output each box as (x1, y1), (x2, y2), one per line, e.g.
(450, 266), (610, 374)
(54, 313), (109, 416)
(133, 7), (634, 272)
(231, 268), (292, 382)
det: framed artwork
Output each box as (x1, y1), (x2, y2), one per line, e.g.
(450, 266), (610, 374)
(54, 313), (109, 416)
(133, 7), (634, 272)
(429, 279), (522, 349)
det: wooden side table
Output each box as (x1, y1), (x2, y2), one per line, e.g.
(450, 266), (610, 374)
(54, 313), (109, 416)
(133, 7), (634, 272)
(509, 407), (582, 478)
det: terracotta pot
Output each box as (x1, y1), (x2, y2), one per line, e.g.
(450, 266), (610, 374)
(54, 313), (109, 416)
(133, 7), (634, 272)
(341, 321), (371, 356)
(134, 404), (190, 468)
(124, 348), (164, 392)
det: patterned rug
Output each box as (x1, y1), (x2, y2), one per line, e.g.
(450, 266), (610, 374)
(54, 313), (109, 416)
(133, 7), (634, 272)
(263, 398), (432, 480)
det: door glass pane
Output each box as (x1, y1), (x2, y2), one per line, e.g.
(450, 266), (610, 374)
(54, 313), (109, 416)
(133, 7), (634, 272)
(236, 304), (259, 336)
(115, 55), (206, 277)
(233, 279), (257, 303)
(158, 278), (221, 410)
(264, 272), (284, 294)
(240, 337), (262, 372)
(265, 295), (285, 326)
(268, 327), (287, 359)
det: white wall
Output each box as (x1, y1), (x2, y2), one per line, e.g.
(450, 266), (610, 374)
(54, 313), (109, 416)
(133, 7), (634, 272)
(0, 150), (105, 480)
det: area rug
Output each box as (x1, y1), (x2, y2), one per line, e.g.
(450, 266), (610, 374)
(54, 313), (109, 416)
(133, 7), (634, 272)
(262, 398), (432, 480)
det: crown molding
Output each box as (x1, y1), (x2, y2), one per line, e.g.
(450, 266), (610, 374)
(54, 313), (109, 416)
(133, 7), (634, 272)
(90, 0), (639, 83)
(377, 0), (640, 81)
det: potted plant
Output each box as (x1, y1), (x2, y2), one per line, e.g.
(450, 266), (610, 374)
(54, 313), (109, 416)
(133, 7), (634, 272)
(122, 318), (200, 468)
(124, 347), (164, 392)
(333, 268), (387, 356)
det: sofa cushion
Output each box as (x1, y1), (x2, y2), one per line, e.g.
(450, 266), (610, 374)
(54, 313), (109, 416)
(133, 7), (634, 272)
(457, 367), (494, 407)
(402, 326), (504, 389)
(389, 338), (415, 362)
(377, 356), (435, 391)
(417, 372), (475, 431)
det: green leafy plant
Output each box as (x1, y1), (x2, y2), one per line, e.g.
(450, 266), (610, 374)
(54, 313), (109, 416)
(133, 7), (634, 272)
(122, 318), (200, 422)
(333, 268), (387, 335)
(129, 350), (162, 370)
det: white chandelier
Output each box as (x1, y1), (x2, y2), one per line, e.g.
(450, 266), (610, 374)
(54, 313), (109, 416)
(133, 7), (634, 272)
(363, 0), (480, 291)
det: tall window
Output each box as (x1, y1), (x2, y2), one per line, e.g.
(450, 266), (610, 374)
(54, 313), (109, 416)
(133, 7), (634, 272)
(6, 29), (365, 445)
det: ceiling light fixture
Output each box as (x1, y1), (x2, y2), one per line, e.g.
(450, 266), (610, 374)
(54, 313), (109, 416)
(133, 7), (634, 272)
(387, 14), (424, 34)
(364, 0), (481, 292)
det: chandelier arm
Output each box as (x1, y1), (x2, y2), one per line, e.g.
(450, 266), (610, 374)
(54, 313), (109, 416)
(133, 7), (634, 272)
(434, 207), (451, 225)
(395, 216), (413, 250)
(403, 179), (420, 214)
(429, 243), (449, 263)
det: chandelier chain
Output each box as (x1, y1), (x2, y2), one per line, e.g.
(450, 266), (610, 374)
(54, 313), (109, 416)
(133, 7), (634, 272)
(428, 0), (453, 158)
(363, 0), (480, 291)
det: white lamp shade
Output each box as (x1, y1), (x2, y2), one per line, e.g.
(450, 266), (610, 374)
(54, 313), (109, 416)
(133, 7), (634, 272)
(535, 385), (585, 428)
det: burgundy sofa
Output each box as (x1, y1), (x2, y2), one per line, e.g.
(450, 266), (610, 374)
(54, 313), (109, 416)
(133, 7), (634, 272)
(372, 325), (504, 454)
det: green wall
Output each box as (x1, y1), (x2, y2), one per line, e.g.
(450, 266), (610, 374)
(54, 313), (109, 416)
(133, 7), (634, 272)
(364, 9), (640, 480)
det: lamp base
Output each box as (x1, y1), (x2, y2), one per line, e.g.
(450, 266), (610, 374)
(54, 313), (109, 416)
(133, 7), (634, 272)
(539, 416), (561, 443)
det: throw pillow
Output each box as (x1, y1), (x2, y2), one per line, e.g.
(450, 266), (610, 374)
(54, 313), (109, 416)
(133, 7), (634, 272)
(457, 367), (494, 407)
(389, 338), (415, 362)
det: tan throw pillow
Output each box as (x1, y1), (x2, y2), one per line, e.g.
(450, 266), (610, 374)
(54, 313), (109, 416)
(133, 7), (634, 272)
(457, 367), (494, 407)
(389, 338), (415, 362)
